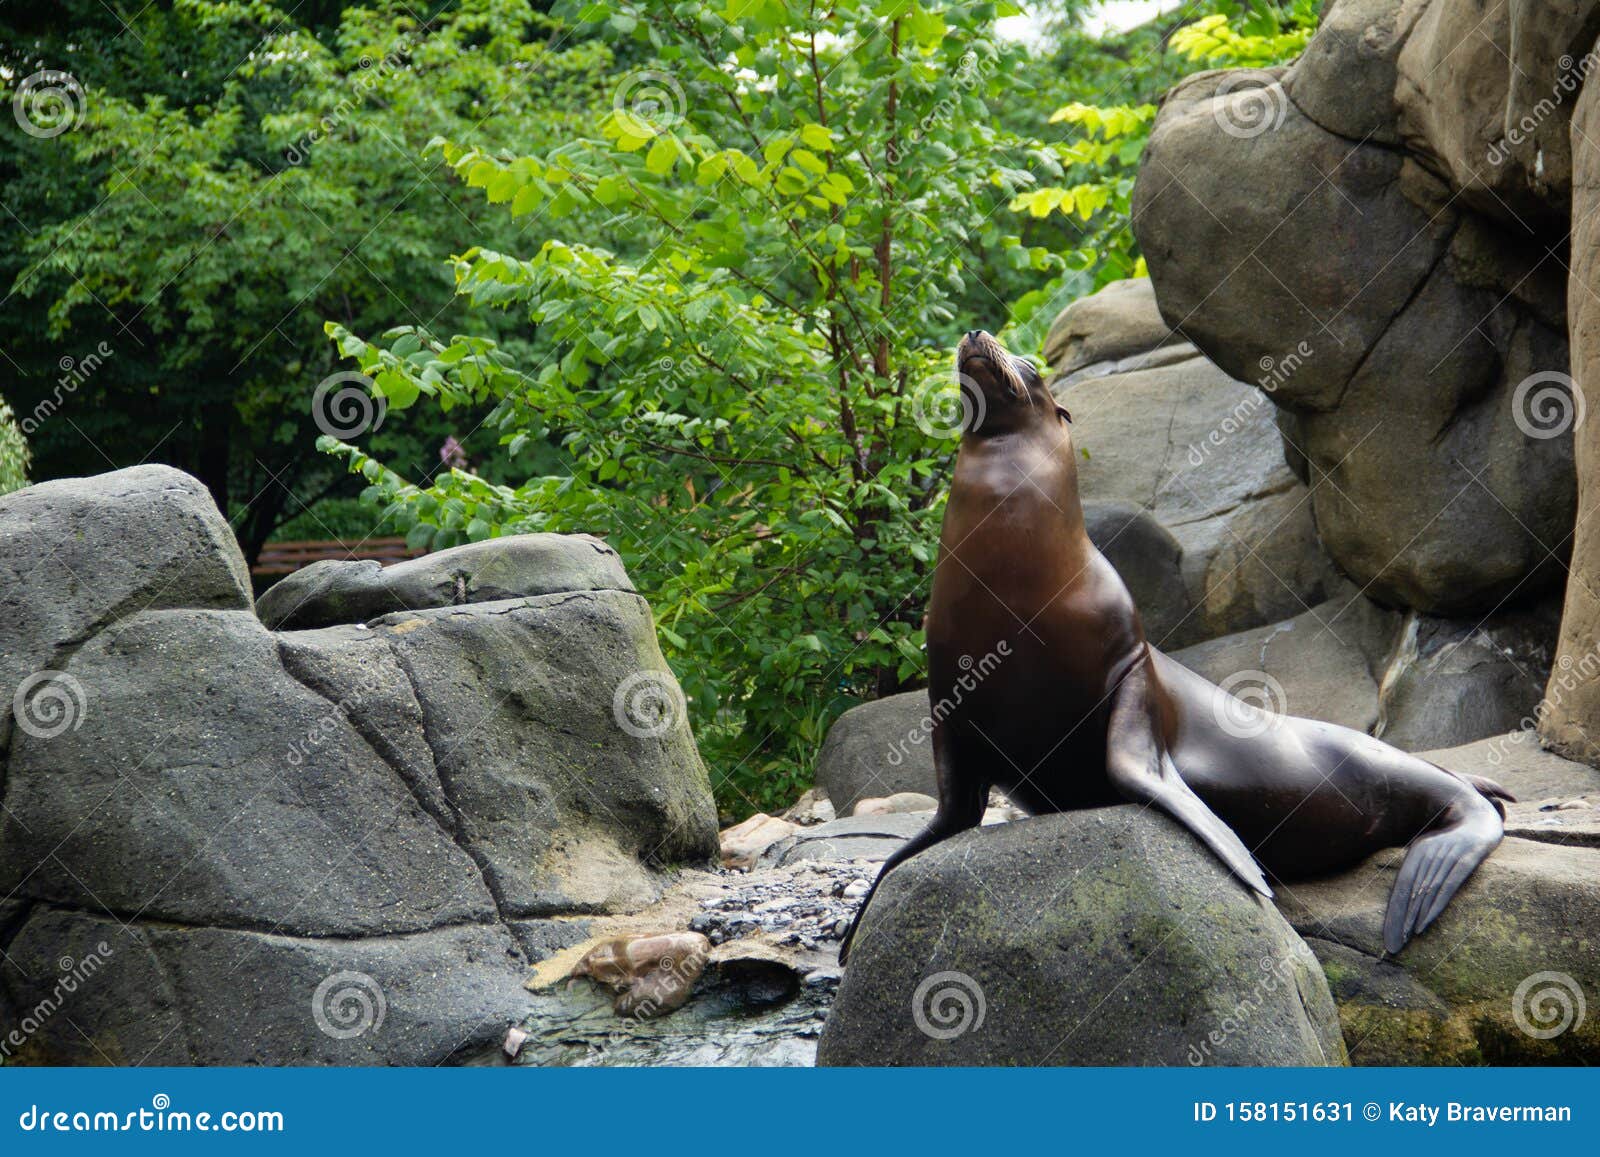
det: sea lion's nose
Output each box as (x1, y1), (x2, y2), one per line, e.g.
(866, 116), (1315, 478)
(966, 330), (983, 341)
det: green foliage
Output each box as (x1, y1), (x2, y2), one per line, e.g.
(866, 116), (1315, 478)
(2, 0), (617, 556)
(1005, 98), (1155, 349)
(320, 0), (1069, 814)
(1170, 3), (1320, 67)
(0, 394), (29, 496)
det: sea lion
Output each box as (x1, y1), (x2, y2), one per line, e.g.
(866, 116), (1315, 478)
(838, 330), (1511, 962)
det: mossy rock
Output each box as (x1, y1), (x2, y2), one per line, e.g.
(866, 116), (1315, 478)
(820, 807), (1346, 1066)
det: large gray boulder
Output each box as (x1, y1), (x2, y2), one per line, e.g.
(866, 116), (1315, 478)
(0, 608), (494, 934)
(1131, 3), (1575, 615)
(0, 467), (718, 1064)
(815, 693), (936, 814)
(819, 808), (1346, 1066)
(1172, 587), (1558, 753)
(3, 911), (529, 1065)
(371, 594), (717, 915)
(0, 465), (252, 749)
(1172, 590), (1394, 734)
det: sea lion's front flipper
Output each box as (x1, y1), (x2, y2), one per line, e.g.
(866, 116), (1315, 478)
(1381, 820), (1501, 954)
(1105, 652), (1273, 898)
(837, 718), (987, 965)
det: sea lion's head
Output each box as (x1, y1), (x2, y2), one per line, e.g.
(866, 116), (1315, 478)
(956, 330), (1071, 436)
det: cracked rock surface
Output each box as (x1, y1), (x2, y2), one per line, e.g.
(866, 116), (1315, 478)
(0, 466), (717, 1065)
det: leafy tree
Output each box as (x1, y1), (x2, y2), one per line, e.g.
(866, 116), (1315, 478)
(1, 0), (615, 558)
(321, 0), (1071, 813)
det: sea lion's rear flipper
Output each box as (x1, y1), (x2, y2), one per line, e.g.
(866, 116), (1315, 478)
(1382, 821), (1501, 954)
(1453, 772), (1515, 819)
(1105, 653), (1273, 899)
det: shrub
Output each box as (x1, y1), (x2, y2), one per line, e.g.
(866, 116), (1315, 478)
(320, 0), (1065, 814)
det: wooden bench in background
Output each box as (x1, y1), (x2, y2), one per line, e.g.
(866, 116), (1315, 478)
(251, 536), (425, 578)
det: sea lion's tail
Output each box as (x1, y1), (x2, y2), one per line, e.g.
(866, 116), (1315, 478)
(1456, 772), (1515, 819)
(1381, 806), (1503, 954)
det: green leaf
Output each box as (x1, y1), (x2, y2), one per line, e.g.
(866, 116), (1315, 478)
(511, 183), (542, 217)
(799, 123), (834, 151)
(375, 369), (420, 410)
(775, 167), (809, 195)
(645, 135), (678, 176)
(791, 148), (827, 175)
